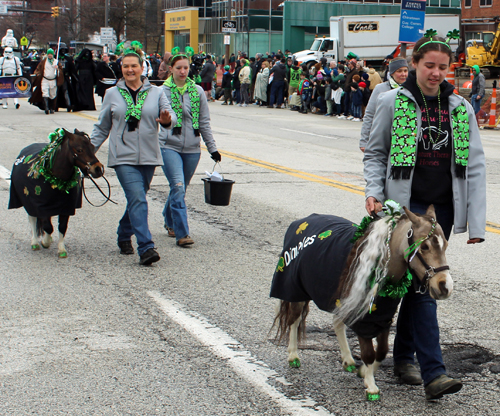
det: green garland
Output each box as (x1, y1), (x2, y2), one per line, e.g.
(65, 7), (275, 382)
(165, 75), (201, 136)
(28, 128), (80, 193)
(378, 269), (413, 299)
(118, 87), (150, 122)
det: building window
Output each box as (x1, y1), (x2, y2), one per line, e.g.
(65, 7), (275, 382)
(480, 0), (492, 5)
(464, 0), (471, 6)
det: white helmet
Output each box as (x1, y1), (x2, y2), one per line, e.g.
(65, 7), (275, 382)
(4, 47), (13, 58)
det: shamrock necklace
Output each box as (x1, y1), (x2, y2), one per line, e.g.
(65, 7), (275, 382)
(417, 84), (441, 144)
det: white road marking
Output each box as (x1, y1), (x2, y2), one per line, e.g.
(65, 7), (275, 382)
(280, 128), (339, 139)
(148, 291), (332, 416)
(0, 165), (11, 181)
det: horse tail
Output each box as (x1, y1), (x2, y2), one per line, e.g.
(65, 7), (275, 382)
(270, 300), (310, 344)
(36, 218), (43, 237)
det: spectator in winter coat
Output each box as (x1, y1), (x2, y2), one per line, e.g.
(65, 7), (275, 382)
(158, 52), (172, 80)
(238, 58), (251, 106)
(471, 64), (485, 114)
(232, 61), (242, 104)
(339, 59), (359, 118)
(221, 65), (233, 105)
(269, 57), (287, 108)
(350, 82), (363, 121)
(367, 67), (382, 90)
(199, 55), (216, 101)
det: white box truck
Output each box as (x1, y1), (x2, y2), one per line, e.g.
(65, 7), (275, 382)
(293, 14), (460, 68)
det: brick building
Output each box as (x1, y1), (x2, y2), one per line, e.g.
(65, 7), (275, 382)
(462, 0), (499, 42)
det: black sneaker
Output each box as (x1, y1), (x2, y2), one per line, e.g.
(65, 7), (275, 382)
(139, 248), (160, 265)
(118, 240), (134, 255)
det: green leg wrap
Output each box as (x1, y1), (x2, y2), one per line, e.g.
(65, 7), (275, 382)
(345, 365), (357, 373)
(289, 358), (301, 368)
(366, 392), (380, 401)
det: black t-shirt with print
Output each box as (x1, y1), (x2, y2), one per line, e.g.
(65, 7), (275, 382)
(402, 71), (455, 205)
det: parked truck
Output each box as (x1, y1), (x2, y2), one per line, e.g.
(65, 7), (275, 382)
(293, 14), (460, 68)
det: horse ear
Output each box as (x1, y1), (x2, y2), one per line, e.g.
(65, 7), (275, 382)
(74, 128), (80, 134)
(425, 204), (436, 219)
(403, 206), (420, 224)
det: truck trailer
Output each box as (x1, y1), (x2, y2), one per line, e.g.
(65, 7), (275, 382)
(293, 14), (460, 68)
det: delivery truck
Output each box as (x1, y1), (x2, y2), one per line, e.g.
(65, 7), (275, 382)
(293, 14), (460, 68)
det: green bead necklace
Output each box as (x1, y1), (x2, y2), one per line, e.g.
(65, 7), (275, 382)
(417, 84), (441, 144)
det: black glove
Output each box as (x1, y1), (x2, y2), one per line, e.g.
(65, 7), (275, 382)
(211, 151), (221, 162)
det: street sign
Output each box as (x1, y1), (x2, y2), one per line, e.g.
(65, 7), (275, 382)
(20, 36), (28, 46)
(0, 5), (7, 14)
(222, 20), (237, 33)
(399, 0), (426, 44)
(224, 35), (231, 45)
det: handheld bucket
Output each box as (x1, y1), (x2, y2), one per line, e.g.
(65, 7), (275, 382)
(202, 178), (234, 206)
(202, 162), (235, 206)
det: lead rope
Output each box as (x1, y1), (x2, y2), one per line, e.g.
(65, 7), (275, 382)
(82, 175), (117, 207)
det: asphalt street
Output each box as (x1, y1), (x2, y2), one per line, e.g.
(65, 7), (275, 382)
(0, 95), (499, 415)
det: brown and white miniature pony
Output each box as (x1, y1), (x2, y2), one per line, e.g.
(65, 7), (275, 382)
(270, 205), (452, 400)
(8, 129), (104, 258)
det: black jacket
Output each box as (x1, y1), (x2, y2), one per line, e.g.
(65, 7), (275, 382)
(270, 63), (287, 82)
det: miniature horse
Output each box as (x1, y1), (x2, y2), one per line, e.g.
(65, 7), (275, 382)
(270, 205), (452, 400)
(9, 128), (104, 257)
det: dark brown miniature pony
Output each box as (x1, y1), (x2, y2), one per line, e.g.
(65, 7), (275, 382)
(271, 205), (452, 400)
(9, 128), (104, 257)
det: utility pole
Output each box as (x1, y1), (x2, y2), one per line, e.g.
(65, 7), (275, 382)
(105, 0), (109, 27)
(225, 0), (231, 65)
(54, 0), (59, 40)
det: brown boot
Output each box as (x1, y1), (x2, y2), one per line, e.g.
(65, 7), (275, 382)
(177, 236), (194, 247)
(394, 362), (423, 385)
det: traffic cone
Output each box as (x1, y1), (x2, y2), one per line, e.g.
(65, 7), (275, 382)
(485, 87), (497, 129)
(446, 63), (458, 93)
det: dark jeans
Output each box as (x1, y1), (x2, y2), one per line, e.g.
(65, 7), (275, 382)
(312, 96), (327, 113)
(270, 80), (285, 106)
(343, 90), (351, 116)
(393, 199), (454, 386)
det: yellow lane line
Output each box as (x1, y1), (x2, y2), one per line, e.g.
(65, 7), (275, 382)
(74, 112), (99, 121)
(73, 121), (500, 235)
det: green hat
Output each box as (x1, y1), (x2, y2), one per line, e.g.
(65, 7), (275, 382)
(47, 48), (55, 55)
(472, 65), (480, 75)
(224, 65), (230, 70)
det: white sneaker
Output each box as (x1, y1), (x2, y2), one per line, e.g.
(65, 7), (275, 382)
(242, 104), (248, 107)
(352, 118), (361, 122)
(238, 103), (243, 107)
(337, 115), (347, 119)
(2, 104), (7, 109)
(280, 104), (285, 109)
(347, 116), (354, 120)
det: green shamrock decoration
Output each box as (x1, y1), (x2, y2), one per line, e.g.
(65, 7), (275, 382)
(424, 29), (438, 38)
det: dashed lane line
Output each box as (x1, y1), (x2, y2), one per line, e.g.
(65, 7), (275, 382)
(148, 291), (332, 416)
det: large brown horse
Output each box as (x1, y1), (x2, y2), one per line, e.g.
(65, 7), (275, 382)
(9, 128), (104, 257)
(270, 205), (452, 400)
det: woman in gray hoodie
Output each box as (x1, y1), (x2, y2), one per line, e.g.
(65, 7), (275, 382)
(91, 50), (176, 265)
(159, 53), (221, 247)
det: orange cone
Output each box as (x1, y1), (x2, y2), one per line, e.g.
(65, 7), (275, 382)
(446, 63), (458, 93)
(485, 87), (497, 129)
(462, 67), (474, 89)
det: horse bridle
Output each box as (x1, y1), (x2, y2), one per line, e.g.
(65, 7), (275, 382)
(66, 133), (117, 207)
(406, 218), (450, 294)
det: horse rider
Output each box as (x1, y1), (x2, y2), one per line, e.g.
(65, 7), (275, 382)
(0, 47), (23, 109)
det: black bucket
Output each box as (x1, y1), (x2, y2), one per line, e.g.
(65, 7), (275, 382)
(202, 178), (235, 206)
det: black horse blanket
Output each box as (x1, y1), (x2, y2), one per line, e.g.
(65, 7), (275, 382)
(8, 143), (82, 217)
(270, 214), (401, 339)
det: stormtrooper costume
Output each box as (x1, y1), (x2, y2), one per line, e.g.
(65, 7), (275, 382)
(1, 29), (18, 48)
(0, 47), (23, 109)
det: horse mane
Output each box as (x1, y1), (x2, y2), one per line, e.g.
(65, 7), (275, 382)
(333, 214), (405, 326)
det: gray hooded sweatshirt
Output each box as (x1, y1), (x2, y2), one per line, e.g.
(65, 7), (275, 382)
(91, 78), (176, 167)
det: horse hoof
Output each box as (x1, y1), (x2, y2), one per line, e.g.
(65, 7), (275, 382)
(41, 237), (52, 248)
(289, 358), (301, 368)
(31, 244), (40, 250)
(345, 365), (357, 373)
(58, 251), (68, 258)
(366, 392), (380, 401)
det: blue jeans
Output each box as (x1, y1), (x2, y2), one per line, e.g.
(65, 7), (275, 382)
(160, 149), (200, 240)
(114, 165), (156, 256)
(270, 80), (285, 106)
(351, 103), (362, 119)
(471, 94), (482, 114)
(393, 199), (454, 386)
